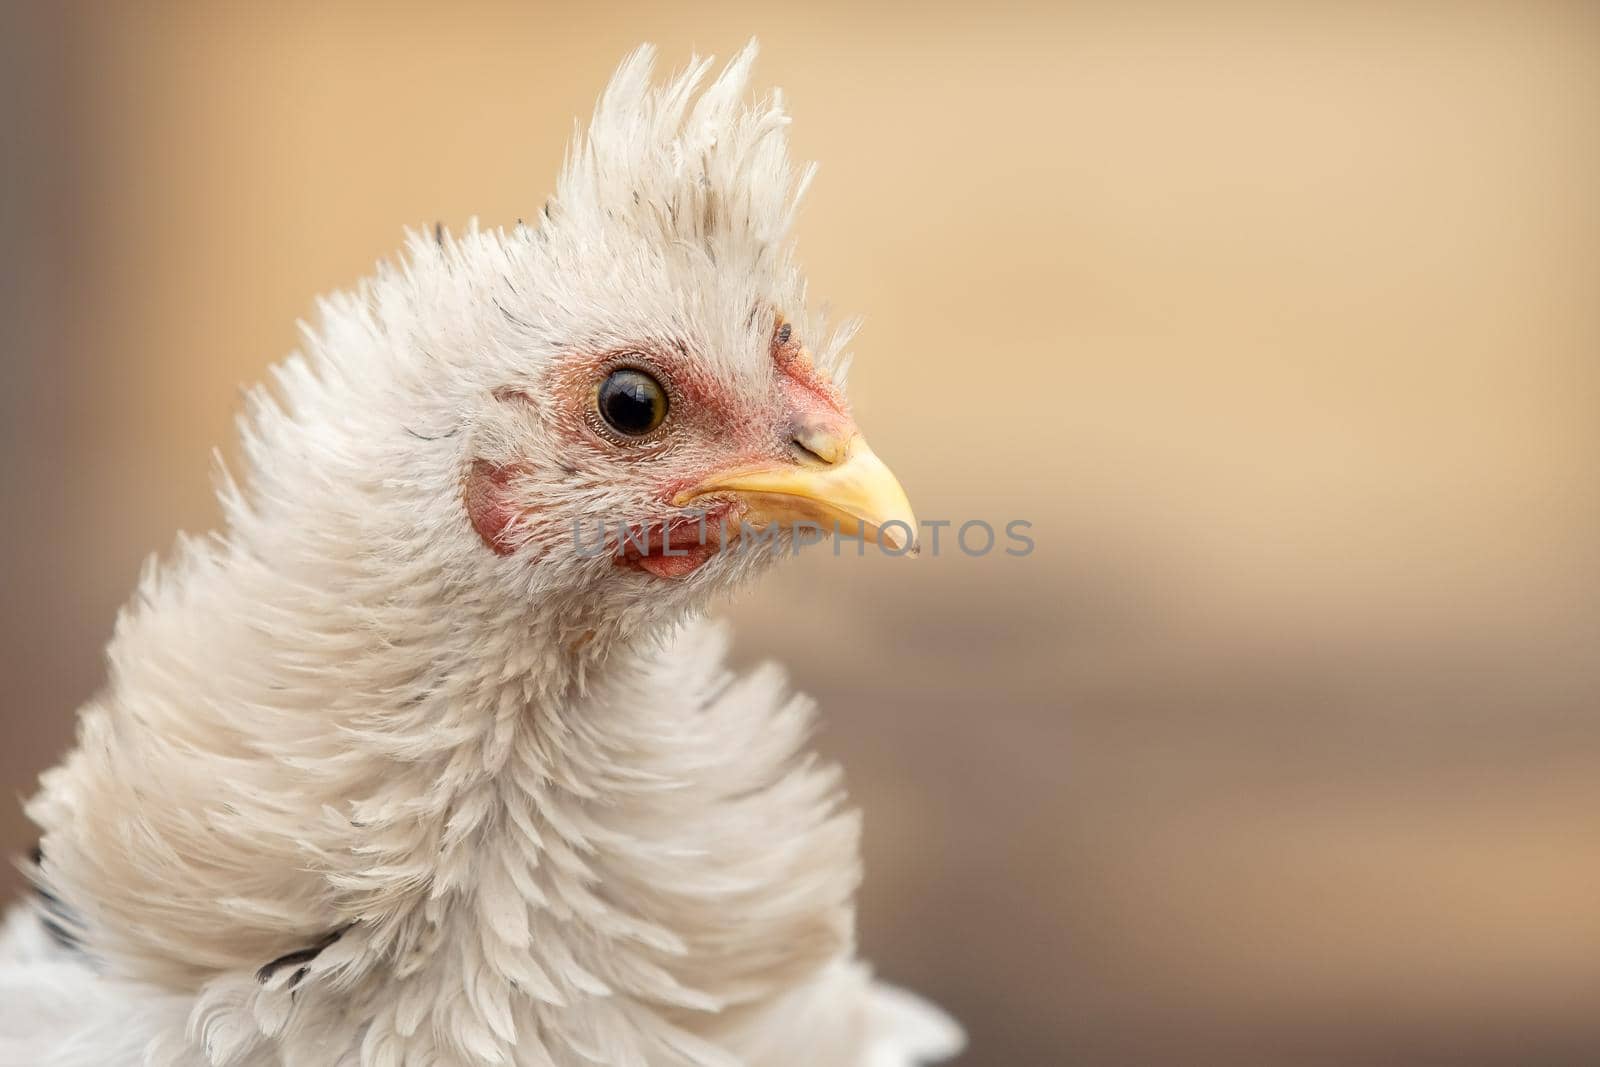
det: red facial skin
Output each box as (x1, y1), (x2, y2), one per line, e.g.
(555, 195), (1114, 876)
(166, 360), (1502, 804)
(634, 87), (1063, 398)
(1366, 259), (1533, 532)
(769, 318), (846, 415)
(614, 505), (735, 579)
(465, 459), (524, 557)
(466, 318), (852, 578)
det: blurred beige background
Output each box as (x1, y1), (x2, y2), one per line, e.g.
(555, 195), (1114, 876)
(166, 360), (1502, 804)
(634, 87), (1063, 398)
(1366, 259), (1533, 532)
(4, 2), (1599, 1064)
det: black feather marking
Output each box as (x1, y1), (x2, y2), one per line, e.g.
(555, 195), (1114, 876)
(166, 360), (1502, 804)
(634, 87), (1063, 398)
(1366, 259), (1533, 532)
(495, 299), (533, 330)
(404, 425), (458, 441)
(256, 923), (353, 985)
(40, 915), (77, 950)
(26, 843), (83, 953)
(433, 221), (445, 246)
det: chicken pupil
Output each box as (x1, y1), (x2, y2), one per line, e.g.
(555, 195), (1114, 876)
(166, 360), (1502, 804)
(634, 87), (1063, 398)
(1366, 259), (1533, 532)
(598, 369), (666, 434)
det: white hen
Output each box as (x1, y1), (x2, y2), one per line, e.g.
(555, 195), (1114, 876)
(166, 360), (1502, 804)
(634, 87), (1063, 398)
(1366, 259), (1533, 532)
(1, 41), (961, 1067)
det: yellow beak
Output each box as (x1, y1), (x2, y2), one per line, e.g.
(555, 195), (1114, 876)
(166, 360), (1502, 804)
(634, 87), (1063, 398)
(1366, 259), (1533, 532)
(673, 435), (919, 554)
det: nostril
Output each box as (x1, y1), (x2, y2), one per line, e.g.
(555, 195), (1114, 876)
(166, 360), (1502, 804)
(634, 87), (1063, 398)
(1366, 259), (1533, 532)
(789, 419), (850, 466)
(790, 434), (832, 466)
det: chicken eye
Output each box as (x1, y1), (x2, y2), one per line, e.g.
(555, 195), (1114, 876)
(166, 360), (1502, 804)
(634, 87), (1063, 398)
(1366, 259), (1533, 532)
(597, 368), (668, 436)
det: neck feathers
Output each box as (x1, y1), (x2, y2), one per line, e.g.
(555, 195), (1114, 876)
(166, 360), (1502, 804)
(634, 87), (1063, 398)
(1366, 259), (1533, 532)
(29, 527), (859, 1063)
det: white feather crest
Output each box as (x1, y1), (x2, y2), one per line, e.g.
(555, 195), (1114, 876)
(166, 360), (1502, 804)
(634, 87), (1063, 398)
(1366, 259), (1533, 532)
(560, 41), (815, 254)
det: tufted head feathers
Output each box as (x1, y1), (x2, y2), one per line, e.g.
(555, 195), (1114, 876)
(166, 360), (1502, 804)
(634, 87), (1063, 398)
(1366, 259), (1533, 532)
(223, 40), (915, 649)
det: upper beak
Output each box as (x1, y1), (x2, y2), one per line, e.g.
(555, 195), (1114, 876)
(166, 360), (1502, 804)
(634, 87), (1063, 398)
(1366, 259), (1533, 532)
(673, 430), (919, 554)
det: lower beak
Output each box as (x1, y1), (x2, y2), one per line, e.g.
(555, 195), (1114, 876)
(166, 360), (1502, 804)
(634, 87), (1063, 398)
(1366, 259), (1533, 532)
(673, 435), (919, 554)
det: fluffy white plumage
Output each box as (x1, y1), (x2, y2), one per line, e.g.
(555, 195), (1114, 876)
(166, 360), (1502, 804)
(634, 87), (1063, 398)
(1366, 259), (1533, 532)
(1, 42), (961, 1066)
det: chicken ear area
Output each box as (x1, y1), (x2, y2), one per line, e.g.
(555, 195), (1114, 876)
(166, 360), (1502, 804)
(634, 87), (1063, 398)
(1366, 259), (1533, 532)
(463, 457), (730, 578)
(465, 460), (522, 557)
